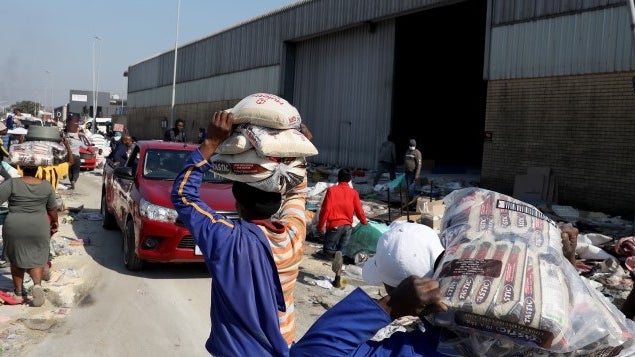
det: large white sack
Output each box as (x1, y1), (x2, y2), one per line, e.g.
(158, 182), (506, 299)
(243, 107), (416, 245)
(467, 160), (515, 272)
(228, 93), (302, 129)
(215, 131), (253, 155)
(210, 149), (306, 193)
(432, 187), (635, 356)
(239, 124), (318, 157)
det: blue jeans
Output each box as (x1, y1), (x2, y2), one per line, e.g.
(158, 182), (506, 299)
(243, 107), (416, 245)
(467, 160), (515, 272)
(323, 225), (353, 254)
(373, 161), (396, 186)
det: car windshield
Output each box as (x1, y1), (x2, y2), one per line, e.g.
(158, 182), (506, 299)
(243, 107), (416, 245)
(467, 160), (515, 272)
(143, 149), (230, 183)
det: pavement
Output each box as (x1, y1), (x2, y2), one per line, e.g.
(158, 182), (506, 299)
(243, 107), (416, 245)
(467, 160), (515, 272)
(0, 173), (103, 354)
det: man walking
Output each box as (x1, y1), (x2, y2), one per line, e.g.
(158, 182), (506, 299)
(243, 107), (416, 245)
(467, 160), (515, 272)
(404, 138), (422, 195)
(317, 168), (368, 287)
(373, 134), (397, 186)
(171, 110), (309, 356)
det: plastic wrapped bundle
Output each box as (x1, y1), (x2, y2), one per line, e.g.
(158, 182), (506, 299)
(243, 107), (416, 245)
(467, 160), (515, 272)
(9, 141), (67, 167)
(432, 187), (635, 355)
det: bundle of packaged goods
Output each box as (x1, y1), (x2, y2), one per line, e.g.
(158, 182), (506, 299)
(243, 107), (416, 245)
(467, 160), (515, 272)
(9, 141), (67, 167)
(431, 187), (635, 356)
(210, 93), (318, 193)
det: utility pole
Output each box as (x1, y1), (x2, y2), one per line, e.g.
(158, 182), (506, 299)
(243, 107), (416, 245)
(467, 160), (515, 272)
(170, 0), (182, 130)
(92, 36), (101, 134)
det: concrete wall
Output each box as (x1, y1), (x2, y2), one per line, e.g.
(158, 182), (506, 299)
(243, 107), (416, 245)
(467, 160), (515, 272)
(482, 71), (635, 215)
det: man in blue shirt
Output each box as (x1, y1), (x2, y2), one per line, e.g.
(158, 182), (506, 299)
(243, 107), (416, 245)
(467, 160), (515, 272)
(108, 134), (133, 166)
(171, 110), (309, 356)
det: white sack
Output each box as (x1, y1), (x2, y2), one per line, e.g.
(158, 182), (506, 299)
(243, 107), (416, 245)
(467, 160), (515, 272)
(239, 124), (318, 158)
(215, 131), (253, 155)
(228, 93), (302, 129)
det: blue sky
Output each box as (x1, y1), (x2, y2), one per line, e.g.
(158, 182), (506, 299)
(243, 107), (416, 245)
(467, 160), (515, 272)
(0, 0), (300, 112)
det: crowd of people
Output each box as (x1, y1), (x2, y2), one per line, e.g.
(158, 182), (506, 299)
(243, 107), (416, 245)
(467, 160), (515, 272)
(170, 109), (635, 356)
(2, 104), (634, 355)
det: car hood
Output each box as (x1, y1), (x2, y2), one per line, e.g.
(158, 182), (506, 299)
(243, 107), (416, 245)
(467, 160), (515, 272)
(139, 179), (236, 212)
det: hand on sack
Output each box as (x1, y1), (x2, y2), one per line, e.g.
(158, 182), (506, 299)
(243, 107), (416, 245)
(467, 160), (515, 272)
(558, 222), (578, 265)
(378, 276), (448, 320)
(206, 111), (234, 144)
(201, 111), (234, 159)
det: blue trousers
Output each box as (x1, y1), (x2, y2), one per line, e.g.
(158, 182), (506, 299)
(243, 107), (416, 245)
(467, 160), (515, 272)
(323, 225), (353, 254)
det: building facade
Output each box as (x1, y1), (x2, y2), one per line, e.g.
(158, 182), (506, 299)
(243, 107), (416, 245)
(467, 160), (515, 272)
(125, 0), (635, 216)
(68, 90), (117, 120)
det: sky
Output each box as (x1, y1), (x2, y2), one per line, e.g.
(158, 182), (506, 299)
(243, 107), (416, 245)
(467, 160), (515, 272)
(0, 0), (301, 112)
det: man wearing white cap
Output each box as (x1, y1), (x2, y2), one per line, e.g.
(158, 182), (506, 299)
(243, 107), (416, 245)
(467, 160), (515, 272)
(291, 221), (450, 356)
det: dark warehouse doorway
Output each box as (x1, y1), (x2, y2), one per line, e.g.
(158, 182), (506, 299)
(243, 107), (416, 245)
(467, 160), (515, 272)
(391, 0), (488, 173)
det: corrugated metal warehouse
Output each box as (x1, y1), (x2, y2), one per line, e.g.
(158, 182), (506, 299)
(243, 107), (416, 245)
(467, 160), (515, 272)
(125, 0), (635, 217)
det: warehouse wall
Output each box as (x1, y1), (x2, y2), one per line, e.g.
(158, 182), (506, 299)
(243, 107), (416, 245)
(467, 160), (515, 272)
(482, 71), (635, 216)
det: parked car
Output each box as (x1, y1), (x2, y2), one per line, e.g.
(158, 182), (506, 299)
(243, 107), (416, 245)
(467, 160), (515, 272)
(101, 140), (238, 271)
(78, 133), (97, 171)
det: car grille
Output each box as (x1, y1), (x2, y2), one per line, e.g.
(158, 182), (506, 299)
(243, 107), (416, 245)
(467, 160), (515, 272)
(80, 152), (95, 160)
(178, 235), (196, 249)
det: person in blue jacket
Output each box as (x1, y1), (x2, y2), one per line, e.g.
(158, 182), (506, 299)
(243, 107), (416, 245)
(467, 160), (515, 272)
(291, 221), (452, 357)
(171, 110), (310, 356)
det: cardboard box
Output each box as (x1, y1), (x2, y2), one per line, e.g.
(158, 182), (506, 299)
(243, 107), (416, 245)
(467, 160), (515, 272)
(416, 197), (445, 217)
(420, 213), (441, 231)
(512, 174), (544, 202)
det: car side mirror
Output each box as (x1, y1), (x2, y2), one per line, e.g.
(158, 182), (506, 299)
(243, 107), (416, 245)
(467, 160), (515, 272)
(114, 166), (134, 179)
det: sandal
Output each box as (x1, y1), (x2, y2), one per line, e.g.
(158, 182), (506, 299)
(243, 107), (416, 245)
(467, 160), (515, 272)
(0, 290), (24, 305)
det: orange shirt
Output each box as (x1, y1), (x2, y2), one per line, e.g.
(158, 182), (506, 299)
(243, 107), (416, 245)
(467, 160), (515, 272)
(254, 177), (307, 345)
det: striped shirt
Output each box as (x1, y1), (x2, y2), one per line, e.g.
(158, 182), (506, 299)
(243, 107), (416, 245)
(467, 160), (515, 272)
(253, 178), (308, 344)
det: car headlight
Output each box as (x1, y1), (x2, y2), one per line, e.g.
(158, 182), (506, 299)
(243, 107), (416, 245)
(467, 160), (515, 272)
(139, 198), (179, 223)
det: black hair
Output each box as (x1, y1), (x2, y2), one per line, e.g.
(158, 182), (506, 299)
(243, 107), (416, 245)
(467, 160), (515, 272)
(337, 168), (351, 183)
(21, 166), (38, 177)
(232, 182), (282, 220)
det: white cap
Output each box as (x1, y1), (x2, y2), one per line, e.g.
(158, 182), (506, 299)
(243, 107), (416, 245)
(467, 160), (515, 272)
(362, 221), (444, 287)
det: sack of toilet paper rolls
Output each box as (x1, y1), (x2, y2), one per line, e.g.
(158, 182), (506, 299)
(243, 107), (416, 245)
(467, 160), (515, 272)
(210, 93), (318, 194)
(430, 187), (635, 356)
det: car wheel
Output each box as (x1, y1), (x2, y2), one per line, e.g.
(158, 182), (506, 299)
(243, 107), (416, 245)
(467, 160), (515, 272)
(123, 219), (144, 271)
(101, 190), (117, 230)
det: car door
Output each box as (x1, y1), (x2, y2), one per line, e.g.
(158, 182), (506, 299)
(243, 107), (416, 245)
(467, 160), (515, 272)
(113, 144), (139, 224)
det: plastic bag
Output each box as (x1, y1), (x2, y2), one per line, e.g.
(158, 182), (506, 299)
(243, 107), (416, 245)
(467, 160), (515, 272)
(343, 220), (389, 259)
(431, 187), (635, 355)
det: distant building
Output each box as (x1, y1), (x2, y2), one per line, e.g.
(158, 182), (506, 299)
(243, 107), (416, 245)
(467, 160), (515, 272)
(68, 90), (120, 120)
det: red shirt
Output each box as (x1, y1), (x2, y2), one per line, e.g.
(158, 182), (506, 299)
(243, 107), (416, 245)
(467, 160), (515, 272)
(317, 182), (368, 231)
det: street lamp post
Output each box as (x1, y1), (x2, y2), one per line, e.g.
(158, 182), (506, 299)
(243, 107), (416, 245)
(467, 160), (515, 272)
(92, 36), (101, 134)
(45, 70), (52, 112)
(170, 0), (182, 130)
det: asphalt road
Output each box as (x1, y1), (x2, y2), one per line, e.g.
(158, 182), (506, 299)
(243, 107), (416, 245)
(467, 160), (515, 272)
(13, 165), (369, 357)
(21, 169), (213, 357)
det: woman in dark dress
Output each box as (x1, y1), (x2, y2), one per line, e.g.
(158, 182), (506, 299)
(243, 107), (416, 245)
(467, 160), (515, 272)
(0, 164), (58, 306)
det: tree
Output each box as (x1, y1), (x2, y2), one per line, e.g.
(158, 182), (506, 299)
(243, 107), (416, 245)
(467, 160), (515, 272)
(11, 100), (41, 115)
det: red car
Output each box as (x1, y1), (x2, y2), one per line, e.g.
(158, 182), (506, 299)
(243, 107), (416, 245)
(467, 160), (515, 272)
(100, 140), (237, 271)
(78, 133), (97, 170)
